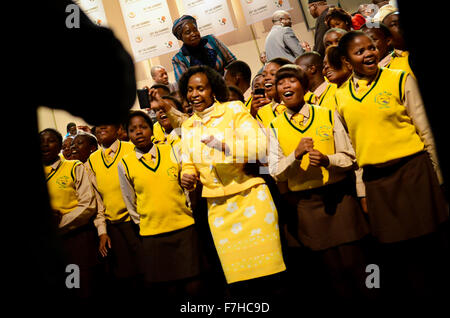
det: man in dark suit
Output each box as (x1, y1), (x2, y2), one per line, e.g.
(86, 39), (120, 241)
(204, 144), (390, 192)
(308, 0), (330, 57)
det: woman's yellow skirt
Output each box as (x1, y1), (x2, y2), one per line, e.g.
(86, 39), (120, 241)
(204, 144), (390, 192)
(207, 183), (286, 284)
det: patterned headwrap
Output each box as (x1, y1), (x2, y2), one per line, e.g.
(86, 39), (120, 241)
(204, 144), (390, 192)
(172, 15), (197, 40)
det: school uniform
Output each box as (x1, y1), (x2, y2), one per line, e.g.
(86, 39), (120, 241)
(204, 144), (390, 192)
(256, 101), (286, 128)
(335, 67), (447, 242)
(335, 67), (449, 300)
(181, 100), (286, 285)
(118, 143), (204, 283)
(151, 121), (180, 145)
(304, 81), (338, 112)
(244, 95), (253, 113)
(379, 49), (416, 79)
(268, 103), (371, 299)
(87, 139), (144, 279)
(45, 158), (99, 298)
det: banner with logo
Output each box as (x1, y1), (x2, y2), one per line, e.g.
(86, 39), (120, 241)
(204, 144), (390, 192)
(180, 0), (235, 36)
(74, 0), (108, 26)
(119, 0), (180, 62)
(239, 0), (292, 25)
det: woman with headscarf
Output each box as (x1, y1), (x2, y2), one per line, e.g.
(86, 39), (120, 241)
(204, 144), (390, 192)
(171, 15), (237, 82)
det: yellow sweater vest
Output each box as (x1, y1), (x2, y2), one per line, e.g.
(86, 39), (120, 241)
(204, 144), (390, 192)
(256, 102), (286, 128)
(270, 104), (335, 191)
(387, 51), (416, 79)
(305, 83), (338, 112)
(335, 68), (424, 167)
(88, 140), (135, 222)
(122, 143), (194, 236)
(46, 160), (82, 214)
(152, 121), (166, 144)
(152, 121), (180, 145)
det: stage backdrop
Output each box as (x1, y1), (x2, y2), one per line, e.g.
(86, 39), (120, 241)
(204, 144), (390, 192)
(73, 0), (108, 26)
(119, 0), (180, 62)
(180, 0), (236, 36)
(239, 0), (292, 25)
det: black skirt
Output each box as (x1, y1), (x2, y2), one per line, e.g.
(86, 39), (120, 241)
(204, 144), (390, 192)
(363, 151), (449, 243)
(142, 225), (205, 283)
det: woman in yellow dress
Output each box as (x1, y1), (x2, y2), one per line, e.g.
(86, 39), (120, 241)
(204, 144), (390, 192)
(178, 65), (286, 295)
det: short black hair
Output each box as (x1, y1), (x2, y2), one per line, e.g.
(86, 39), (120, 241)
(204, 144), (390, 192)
(225, 60), (252, 84)
(150, 84), (170, 101)
(361, 23), (392, 39)
(150, 83), (170, 93)
(325, 45), (344, 70)
(295, 51), (324, 70)
(66, 122), (76, 131)
(266, 57), (292, 68)
(275, 65), (309, 92)
(40, 128), (63, 148)
(162, 95), (183, 112)
(337, 30), (368, 58)
(178, 65), (229, 103)
(125, 110), (154, 133)
(227, 85), (245, 103)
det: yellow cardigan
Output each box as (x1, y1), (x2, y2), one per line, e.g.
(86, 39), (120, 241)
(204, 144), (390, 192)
(181, 101), (266, 198)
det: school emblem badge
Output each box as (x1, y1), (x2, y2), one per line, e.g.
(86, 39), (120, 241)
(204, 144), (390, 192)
(167, 166), (178, 181)
(316, 125), (332, 141)
(56, 176), (70, 189)
(375, 91), (392, 108)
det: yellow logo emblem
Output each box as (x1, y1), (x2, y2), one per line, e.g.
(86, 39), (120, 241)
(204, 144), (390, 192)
(166, 166), (178, 181)
(316, 125), (332, 141)
(375, 91), (392, 108)
(56, 176), (70, 188)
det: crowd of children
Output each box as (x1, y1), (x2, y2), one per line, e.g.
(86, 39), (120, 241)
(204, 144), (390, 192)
(40, 4), (449, 309)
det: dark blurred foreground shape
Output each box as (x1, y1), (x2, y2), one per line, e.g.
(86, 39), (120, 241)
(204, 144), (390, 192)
(3, 0), (136, 309)
(398, 0), (448, 199)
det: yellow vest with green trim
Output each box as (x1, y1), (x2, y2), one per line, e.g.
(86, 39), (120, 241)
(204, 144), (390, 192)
(304, 91), (316, 104)
(270, 104), (335, 191)
(304, 83), (338, 112)
(152, 121), (166, 144)
(256, 102), (286, 128)
(121, 143), (194, 236)
(244, 95), (252, 112)
(152, 121), (180, 145)
(387, 51), (416, 79)
(335, 67), (424, 167)
(46, 160), (82, 215)
(88, 140), (135, 222)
